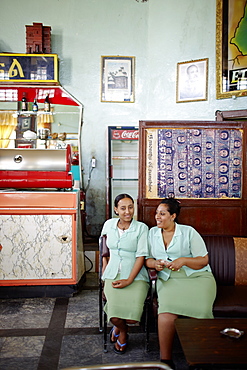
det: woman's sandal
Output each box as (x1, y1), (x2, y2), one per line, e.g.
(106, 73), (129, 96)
(109, 326), (120, 343)
(113, 339), (128, 354)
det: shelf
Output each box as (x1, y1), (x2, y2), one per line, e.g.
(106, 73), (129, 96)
(112, 156), (138, 160)
(18, 111), (52, 115)
(111, 178), (138, 181)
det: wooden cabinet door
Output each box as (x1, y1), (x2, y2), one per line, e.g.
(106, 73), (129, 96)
(0, 214), (73, 281)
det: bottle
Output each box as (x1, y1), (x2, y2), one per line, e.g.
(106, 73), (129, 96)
(32, 99), (38, 112)
(44, 94), (50, 112)
(21, 94), (28, 111)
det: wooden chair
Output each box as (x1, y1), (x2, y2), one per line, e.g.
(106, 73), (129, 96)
(98, 234), (151, 353)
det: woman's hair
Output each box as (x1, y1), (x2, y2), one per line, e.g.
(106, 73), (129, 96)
(160, 198), (181, 222)
(114, 193), (134, 210)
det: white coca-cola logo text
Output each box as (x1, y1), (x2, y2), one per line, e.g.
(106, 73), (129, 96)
(112, 130), (139, 140)
(121, 130), (139, 139)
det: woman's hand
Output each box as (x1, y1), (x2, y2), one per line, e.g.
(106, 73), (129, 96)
(154, 259), (166, 271)
(112, 279), (132, 289)
(165, 255), (208, 271)
(165, 257), (184, 271)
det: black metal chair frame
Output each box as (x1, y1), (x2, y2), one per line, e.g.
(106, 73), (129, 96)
(98, 234), (152, 353)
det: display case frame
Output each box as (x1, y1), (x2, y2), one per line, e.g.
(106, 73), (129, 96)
(106, 126), (139, 219)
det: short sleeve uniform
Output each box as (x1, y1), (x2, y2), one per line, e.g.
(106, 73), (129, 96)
(148, 223), (216, 318)
(102, 218), (149, 321)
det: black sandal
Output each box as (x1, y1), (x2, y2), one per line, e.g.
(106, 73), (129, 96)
(113, 339), (128, 354)
(109, 326), (120, 343)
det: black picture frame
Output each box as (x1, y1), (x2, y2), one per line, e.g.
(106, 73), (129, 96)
(19, 116), (32, 130)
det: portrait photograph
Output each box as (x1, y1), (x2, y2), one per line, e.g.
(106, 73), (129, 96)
(176, 58), (208, 103)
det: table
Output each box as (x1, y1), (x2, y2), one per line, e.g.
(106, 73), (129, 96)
(175, 318), (247, 369)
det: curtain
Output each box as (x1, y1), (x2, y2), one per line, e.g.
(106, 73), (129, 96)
(0, 112), (17, 148)
(0, 111), (54, 148)
(37, 109), (54, 130)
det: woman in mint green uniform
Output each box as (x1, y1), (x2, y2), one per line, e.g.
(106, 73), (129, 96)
(101, 194), (149, 354)
(146, 198), (216, 369)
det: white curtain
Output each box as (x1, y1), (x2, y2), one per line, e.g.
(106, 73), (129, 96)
(0, 112), (17, 148)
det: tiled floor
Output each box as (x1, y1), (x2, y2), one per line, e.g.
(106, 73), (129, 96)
(0, 272), (188, 370)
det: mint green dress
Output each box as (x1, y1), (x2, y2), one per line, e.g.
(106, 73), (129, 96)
(101, 218), (149, 322)
(148, 224), (216, 318)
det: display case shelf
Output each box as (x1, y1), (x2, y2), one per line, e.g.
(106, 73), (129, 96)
(112, 178), (138, 181)
(112, 156), (138, 160)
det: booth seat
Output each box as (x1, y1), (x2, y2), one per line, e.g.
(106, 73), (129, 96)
(149, 235), (247, 318)
(203, 235), (247, 318)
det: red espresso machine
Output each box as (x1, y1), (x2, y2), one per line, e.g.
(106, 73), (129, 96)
(0, 144), (73, 189)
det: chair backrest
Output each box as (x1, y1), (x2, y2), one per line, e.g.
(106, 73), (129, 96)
(100, 234), (109, 257)
(99, 234), (109, 280)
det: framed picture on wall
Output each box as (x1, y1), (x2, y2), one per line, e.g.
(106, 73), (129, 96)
(101, 56), (135, 103)
(176, 58), (208, 103)
(19, 116), (32, 130)
(216, 0), (247, 99)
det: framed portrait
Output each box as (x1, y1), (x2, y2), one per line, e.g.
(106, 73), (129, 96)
(101, 56), (135, 102)
(176, 58), (208, 103)
(216, 0), (247, 99)
(20, 116), (31, 130)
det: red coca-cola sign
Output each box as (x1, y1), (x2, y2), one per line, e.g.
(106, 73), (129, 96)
(112, 129), (139, 140)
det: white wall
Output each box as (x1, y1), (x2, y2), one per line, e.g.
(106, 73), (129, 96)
(1, 0), (246, 234)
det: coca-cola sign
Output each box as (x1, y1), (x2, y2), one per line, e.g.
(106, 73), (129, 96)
(112, 130), (139, 140)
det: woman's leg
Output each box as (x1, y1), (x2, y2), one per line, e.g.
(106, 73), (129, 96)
(158, 312), (177, 360)
(111, 317), (129, 351)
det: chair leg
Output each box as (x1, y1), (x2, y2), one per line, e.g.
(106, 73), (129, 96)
(99, 283), (103, 332)
(145, 300), (150, 352)
(103, 308), (108, 352)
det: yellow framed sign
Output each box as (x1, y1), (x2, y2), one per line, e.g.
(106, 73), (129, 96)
(216, 0), (247, 99)
(0, 53), (58, 83)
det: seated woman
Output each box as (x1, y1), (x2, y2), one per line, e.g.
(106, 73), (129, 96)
(145, 198), (216, 369)
(101, 193), (149, 354)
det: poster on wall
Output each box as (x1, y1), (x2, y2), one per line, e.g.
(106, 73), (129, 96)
(146, 127), (242, 199)
(101, 56), (135, 103)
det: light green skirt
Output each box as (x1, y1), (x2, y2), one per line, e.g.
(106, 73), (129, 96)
(104, 275), (149, 322)
(157, 269), (216, 318)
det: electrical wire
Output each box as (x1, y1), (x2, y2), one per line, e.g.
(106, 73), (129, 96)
(84, 253), (94, 273)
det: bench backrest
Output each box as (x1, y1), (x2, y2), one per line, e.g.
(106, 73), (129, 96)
(203, 235), (247, 286)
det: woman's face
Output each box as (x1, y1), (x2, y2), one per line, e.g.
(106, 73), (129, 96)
(114, 197), (134, 222)
(155, 203), (175, 229)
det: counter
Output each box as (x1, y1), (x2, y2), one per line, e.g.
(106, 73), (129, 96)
(0, 189), (85, 297)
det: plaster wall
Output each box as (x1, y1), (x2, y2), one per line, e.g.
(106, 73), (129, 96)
(0, 0), (246, 235)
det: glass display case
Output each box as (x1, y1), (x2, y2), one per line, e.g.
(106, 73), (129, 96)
(0, 85), (83, 186)
(0, 84), (85, 296)
(106, 126), (139, 219)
